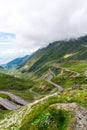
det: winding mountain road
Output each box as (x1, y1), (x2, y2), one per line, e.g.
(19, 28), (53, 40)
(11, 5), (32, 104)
(47, 66), (80, 92)
(0, 66), (81, 110)
(62, 68), (80, 77)
(0, 97), (20, 110)
(0, 91), (29, 105)
(52, 64), (80, 77)
(47, 68), (63, 92)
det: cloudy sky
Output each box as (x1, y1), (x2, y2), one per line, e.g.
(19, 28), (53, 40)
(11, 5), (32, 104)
(0, 0), (87, 64)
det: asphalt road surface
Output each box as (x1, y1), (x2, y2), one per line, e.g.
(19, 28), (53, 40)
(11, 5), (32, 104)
(0, 97), (20, 110)
(48, 69), (63, 92)
(0, 91), (29, 105)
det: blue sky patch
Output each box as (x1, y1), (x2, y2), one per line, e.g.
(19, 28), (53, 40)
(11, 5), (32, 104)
(0, 32), (16, 42)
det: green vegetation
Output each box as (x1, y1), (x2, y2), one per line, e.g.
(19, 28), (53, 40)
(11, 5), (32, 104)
(52, 75), (74, 88)
(14, 35), (87, 78)
(21, 108), (70, 130)
(0, 86), (87, 129)
(32, 80), (55, 95)
(0, 110), (10, 120)
(63, 53), (76, 58)
(19, 87), (87, 130)
(62, 60), (87, 74)
(19, 95), (72, 130)
(0, 35), (87, 129)
(0, 94), (9, 99)
(0, 73), (56, 101)
(52, 70), (87, 89)
(0, 67), (8, 74)
(0, 73), (38, 101)
(9, 90), (34, 101)
(0, 73), (34, 90)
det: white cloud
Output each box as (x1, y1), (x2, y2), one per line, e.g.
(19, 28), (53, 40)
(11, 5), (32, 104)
(0, 0), (87, 63)
(0, 48), (30, 57)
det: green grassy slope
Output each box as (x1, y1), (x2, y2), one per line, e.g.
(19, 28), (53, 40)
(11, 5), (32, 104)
(0, 87), (87, 130)
(0, 35), (87, 130)
(0, 73), (33, 90)
(0, 73), (56, 101)
(17, 35), (87, 78)
(0, 73), (35, 101)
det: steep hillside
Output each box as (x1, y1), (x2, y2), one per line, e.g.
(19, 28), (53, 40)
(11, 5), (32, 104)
(0, 35), (87, 130)
(0, 88), (87, 130)
(0, 73), (36, 101)
(17, 35), (87, 77)
(0, 73), (34, 90)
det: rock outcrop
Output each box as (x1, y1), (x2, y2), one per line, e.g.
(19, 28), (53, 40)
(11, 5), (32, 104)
(51, 103), (87, 130)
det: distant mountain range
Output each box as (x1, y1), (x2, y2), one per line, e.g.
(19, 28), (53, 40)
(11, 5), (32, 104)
(0, 66), (4, 69)
(1, 55), (29, 69)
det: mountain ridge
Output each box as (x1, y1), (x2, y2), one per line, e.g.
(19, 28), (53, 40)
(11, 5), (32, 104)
(1, 35), (87, 78)
(1, 55), (30, 69)
(16, 35), (87, 77)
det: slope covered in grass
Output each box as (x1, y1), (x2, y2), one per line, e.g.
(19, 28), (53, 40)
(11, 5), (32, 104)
(0, 73), (33, 90)
(0, 87), (87, 130)
(15, 35), (87, 78)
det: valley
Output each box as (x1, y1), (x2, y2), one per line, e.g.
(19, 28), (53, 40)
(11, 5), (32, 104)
(0, 35), (87, 130)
